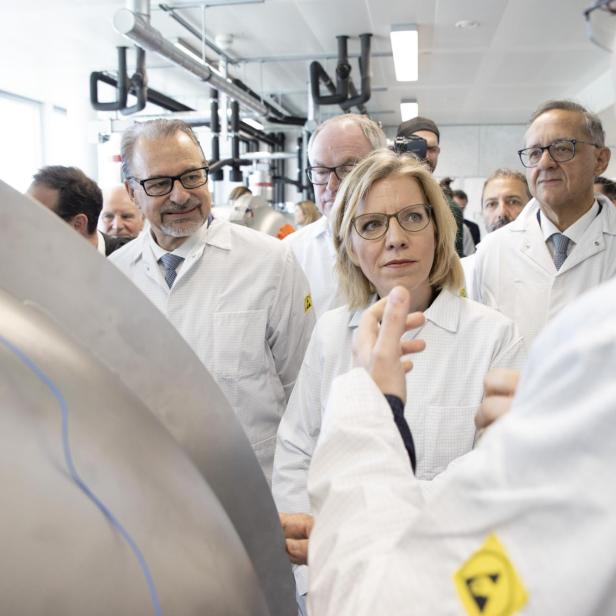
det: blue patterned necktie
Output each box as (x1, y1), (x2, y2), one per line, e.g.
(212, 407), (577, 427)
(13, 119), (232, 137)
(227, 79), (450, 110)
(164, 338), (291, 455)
(160, 253), (184, 288)
(551, 233), (569, 271)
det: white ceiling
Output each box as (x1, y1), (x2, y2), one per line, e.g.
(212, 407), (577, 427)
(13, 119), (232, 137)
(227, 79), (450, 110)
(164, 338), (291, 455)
(0, 0), (613, 132)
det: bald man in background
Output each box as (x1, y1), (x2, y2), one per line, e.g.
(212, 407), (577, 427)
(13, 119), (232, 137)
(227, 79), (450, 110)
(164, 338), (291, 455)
(99, 185), (145, 239)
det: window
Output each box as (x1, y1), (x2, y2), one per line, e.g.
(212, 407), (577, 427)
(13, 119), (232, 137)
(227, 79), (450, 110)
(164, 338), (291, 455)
(0, 90), (43, 192)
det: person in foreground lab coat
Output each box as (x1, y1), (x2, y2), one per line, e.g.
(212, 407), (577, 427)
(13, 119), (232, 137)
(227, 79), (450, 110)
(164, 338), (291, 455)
(307, 277), (616, 616)
(274, 149), (525, 609)
(110, 119), (315, 482)
(471, 99), (615, 347)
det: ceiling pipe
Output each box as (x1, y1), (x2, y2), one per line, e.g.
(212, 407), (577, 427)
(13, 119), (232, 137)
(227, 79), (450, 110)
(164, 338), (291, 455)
(340, 33), (372, 112)
(158, 3), (238, 66)
(113, 8), (269, 116)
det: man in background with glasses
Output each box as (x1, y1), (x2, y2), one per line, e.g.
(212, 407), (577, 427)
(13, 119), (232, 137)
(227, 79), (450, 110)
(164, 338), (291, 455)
(110, 119), (315, 482)
(284, 114), (387, 319)
(471, 100), (615, 348)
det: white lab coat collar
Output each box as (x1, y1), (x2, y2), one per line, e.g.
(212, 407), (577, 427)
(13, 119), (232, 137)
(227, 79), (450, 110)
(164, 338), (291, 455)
(505, 195), (616, 275)
(347, 288), (461, 334)
(538, 199), (600, 244)
(303, 215), (330, 240)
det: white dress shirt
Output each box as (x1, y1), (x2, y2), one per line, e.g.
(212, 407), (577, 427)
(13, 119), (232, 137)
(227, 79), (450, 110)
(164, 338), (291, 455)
(539, 199), (600, 260)
(110, 218), (315, 481)
(283, 216), (344, 319)
(472, 195), (616, 348)
(308, 276), (616, 616)
(273, 288), (525, 596)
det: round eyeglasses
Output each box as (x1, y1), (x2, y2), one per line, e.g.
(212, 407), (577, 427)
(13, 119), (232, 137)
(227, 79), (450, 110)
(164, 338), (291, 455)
(129, 166), (209, 197)
(517, 139), (599, 168)
(352, 204), (433, 240)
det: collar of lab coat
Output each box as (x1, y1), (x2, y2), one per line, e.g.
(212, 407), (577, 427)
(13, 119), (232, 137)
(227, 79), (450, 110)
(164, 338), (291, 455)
(347, 287), (461, 334)
(507, 195), (616, 275)
(126, 215), (231, 266)
(303, 214), (329, 239)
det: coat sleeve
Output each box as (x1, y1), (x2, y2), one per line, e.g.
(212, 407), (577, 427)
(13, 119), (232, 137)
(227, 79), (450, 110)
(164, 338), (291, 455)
(308, 293), (616, 616)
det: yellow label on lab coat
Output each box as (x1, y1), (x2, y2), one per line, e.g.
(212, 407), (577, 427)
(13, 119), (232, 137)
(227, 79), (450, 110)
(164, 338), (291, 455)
(454, 533), (528, 616)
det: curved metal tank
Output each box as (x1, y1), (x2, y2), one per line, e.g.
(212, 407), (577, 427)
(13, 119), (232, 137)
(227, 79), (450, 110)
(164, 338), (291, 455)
(0, 180), (296, 615)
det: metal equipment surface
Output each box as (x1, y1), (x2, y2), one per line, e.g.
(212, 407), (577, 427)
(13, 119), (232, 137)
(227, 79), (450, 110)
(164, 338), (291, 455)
(0, 180), (296, 615)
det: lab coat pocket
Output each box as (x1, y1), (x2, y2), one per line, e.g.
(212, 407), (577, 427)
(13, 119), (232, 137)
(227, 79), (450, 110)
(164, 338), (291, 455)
(213, 310), (267, 379)
(421, 404), (477, 479)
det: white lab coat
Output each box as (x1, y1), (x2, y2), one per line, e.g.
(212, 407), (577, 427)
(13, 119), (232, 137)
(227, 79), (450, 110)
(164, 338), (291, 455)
(283, 216), (344, 319)
(110, 218), (315, 481)
(273, 288), (525, 596)
(309, 277), (616, 616)
(472, 195), (616, 347)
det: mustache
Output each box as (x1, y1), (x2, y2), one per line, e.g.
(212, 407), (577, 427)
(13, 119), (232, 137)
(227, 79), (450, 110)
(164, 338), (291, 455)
(160, 200), (200, 215)
(487, 216), (512, 233)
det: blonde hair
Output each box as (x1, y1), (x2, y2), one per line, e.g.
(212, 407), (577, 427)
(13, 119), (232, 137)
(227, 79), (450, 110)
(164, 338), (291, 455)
(296, 199), (322, 225)
(333, 148), (464, 309)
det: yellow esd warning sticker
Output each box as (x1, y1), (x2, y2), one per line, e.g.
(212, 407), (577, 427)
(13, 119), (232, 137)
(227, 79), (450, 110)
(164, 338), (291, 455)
(304, 294), (313, 313)
(453, 534), (528, 616)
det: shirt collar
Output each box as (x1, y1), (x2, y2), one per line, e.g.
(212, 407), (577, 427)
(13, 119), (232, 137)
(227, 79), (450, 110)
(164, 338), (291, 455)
(348, 288), (461, 334)
(147, 214), (228, 261)
(537, 199), (600, 243)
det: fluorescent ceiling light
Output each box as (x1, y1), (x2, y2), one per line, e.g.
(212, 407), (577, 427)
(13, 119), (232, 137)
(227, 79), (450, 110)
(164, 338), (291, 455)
(390, 24), (418, 81)
(243, 118), (264, 131)
(400, 99), (419, 122)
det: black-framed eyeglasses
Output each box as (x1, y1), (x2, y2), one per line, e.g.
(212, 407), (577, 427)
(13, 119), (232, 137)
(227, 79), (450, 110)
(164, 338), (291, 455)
(306, 164), (357, 185)
(129, 166), (209, 197)
(584, 0), (616, 52)
(517, 139), (599, 168)
(352, 204), (433, 240)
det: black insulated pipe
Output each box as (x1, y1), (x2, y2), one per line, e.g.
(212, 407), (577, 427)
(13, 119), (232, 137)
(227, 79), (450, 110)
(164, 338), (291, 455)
(310, 35), (351, 106)
(296, 137), (303, 190)
(121, 46), (147, 115)
(230, 100), (242, 182)
(230, 77), (307, 126)
(210, 89), (223, 181)
(90, 72), (191, 112)
(90, 46), (147, 114)
(340, 33), (372, 112)
(90, 47), (129, 111)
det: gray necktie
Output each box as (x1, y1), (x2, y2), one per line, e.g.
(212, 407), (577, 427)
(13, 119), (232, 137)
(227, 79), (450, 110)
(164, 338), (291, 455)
(551, 233), (569, 271)
(160, 253), (184, 288)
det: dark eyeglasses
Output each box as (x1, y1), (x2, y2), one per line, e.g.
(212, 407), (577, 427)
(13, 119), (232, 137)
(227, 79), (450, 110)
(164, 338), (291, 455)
(129, 166), (209, 197)
(352, 204), (433, 240)
(517, 139), (599, 168)
(306, 164), (357, 185)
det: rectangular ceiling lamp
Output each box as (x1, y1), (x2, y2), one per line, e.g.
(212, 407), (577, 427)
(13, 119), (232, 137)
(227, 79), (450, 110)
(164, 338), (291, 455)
(390, 24), (418, 81)
(400, 99), (419, 122)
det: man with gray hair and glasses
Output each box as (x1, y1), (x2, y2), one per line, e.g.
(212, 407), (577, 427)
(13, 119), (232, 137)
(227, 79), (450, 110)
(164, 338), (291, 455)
(471, 100), (616, 347)
(110, 119), (315, 482)
(284, 114), (387, 318)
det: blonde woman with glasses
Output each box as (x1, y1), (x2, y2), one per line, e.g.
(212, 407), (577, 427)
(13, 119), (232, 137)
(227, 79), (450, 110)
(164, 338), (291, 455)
(273, 149), (527, 609)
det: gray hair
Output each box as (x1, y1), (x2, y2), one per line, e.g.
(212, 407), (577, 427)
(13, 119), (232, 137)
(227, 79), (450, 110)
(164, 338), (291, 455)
(308, 114), (387, 161)
(120, 119), (205, 180)
(528, 100), (605, 147)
